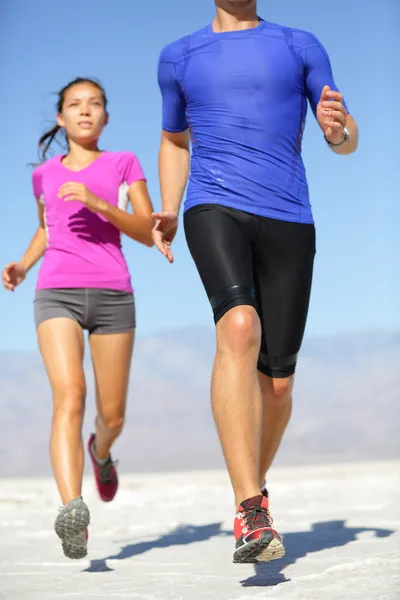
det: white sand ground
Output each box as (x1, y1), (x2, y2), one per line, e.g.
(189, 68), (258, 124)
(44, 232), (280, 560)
(0, 461), (399, 600)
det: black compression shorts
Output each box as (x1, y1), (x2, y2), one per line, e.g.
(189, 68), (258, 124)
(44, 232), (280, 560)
(184, 204), (316, 378)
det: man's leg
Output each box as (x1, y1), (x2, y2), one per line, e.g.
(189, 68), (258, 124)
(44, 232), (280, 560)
(185, 205), (286, 563)
(184, 205), (263, 505)
(212, 305), (263, 506)
(258, 374), (293, 489)
(254, 216), (316, 490)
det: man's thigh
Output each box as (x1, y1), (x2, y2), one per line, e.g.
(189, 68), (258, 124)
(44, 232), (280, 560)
(183, 204), (258, 323)
(254, 215), (316, 378)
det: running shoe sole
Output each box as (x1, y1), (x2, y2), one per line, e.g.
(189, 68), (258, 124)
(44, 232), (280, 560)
(54, 500), (90, 560)
(233, 530), (286, 564)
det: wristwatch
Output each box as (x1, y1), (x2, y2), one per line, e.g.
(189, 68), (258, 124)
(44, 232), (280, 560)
(325, 126), (350, 147)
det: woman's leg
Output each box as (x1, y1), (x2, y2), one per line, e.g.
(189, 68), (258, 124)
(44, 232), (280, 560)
(37, 318), (86, 505)
(89, 330), (135, 459)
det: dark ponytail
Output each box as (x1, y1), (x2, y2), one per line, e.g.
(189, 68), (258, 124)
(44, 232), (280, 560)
(37, 124), (67, 164)
(37, 77), (108, 164)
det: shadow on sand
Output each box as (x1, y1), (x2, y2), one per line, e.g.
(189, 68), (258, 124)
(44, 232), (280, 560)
(85, 522), (231, 573)
(240, 520), (394, 587)
(85, 519), (394, 588)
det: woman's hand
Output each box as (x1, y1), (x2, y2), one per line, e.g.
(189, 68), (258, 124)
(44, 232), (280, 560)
(58, 183), (104, 213)
(2, 262), (26, 291)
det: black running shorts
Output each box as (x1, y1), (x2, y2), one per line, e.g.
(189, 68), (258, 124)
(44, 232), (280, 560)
(183, 204), (316, 378)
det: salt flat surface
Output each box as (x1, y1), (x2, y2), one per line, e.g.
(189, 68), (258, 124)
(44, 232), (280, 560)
(0, 461), (399, 600)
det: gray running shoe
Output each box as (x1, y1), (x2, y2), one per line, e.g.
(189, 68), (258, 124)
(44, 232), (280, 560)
(54, 497), (90, 559)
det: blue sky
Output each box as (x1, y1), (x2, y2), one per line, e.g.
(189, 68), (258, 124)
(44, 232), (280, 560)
(0, 0), (398, 351)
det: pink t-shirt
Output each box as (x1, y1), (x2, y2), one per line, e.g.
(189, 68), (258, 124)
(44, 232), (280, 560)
(32, 151), (146, 292)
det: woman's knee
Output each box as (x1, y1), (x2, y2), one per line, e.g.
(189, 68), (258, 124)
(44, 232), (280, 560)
(98, 412), (125, 432)
(53, 383), (86, 419)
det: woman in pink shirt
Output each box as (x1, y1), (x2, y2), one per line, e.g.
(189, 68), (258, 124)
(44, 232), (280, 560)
(2, 77), (154, 560)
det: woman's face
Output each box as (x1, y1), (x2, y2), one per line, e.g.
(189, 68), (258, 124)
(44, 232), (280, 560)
(57, 82), (108, 145)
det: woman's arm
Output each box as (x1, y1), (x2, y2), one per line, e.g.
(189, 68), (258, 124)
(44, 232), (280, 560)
(59, 180), (155, 247)
(20, 203), (48, 271)
(97, 180), (155, 246)
(2, 203), (47, 291)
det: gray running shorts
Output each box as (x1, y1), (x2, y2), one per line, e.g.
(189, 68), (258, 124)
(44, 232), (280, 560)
(34, 288), (136, 334)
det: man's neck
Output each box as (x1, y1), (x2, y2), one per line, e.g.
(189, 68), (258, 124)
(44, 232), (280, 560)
(213, 8), (260, 33)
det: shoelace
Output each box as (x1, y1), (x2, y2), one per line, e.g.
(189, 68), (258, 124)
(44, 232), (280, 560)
(237, 506), (273, 534)
(97, 458), (119, 484)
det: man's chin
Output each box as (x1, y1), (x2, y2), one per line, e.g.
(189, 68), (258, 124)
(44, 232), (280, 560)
(225, 0), (256, 8)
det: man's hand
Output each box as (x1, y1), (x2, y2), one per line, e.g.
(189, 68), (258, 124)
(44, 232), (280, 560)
(151, 211), (178, 263)
(2, 262), (26, 291)
(58, 183), (104, 213)
(317, 85), (348, 145)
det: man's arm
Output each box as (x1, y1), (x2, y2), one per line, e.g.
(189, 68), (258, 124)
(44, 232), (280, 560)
(152, 48), (191, 261)
(159, 129), (190, 214)
(157, 50), (191, 213)
(331, 113), (358, 156)
(303, 37), (359, 155)
(153, 130), (190, 262)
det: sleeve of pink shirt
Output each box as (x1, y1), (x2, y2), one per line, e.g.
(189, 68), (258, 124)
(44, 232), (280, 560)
(32, 167), (43, 203)
(117, 152), (146, 186)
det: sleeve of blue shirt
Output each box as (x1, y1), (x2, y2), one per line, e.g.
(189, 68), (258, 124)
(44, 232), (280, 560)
(158, 48), (189, 133)
(302, 36), (349, 116)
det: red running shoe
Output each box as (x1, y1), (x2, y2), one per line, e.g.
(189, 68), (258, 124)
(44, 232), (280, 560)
(88, 434), (119, 502)
(233, 494), (285, 563)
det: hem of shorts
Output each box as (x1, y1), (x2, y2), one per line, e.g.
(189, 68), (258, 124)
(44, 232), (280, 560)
(213, 297), (258, 325)
(183, 198), (314, 225)
(257, 361), (297, 378)
(35, 282), (134, 293)
(89, 326), (136, 336)
(35, 315), (79, 330)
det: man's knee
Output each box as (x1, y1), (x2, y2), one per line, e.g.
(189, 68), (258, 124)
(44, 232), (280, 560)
(217, 305), (261, 354)
(260, 373), (294, 402)
(271, 377), (293, 398)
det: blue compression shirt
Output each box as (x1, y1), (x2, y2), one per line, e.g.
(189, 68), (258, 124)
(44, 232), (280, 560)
(158, 19), (348, 224)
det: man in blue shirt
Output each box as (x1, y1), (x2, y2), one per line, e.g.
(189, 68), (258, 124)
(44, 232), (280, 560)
(153, 0), (358, 563)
